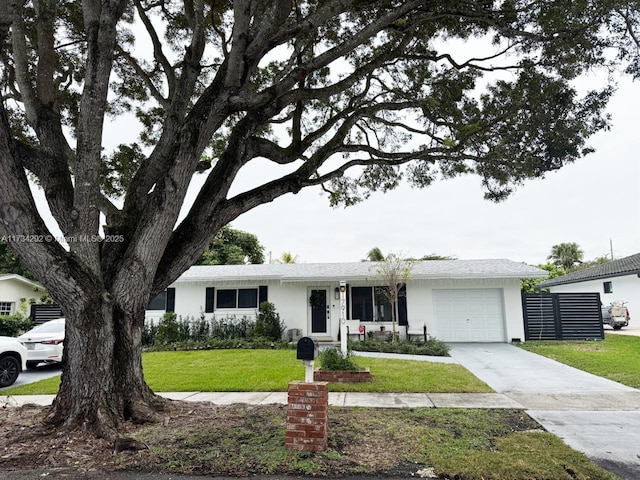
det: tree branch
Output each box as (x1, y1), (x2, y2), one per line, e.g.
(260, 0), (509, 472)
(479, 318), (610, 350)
(115, 46), (169, 107)
(134, 0), (177, 98)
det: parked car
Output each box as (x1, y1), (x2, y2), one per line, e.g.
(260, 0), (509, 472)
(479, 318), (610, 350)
(17, 318), (65, 369)
(601, 302), (630, 330)
(0, 336), (28, 387)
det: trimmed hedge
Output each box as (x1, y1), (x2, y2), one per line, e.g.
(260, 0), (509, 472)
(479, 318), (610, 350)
(349, 337), (450, 356)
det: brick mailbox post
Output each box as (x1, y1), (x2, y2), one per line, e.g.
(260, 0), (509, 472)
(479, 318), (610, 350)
(285, 381), (329, 452)
(286, 337), (328, 452)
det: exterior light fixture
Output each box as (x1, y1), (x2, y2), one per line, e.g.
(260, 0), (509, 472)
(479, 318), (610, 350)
(334, 287), (340, 300)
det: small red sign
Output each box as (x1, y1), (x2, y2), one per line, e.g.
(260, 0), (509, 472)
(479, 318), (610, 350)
(358, 326), (365, 334)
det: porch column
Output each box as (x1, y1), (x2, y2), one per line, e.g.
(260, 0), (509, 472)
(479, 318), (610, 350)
(339, 281), (347, 355)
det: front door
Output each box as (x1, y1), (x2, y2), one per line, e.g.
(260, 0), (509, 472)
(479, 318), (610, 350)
(310, 288), (329, 334)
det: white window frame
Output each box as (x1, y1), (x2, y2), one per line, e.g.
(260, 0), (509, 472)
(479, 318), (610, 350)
(0, 301), (14, 316)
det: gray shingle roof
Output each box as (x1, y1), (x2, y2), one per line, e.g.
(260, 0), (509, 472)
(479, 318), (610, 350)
(176, 259), (546, 283)
(538, 253), (640, 288)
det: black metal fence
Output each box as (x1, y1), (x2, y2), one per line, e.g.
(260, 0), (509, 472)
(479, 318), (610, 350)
(522, 292), (604, 341)
(30, 304), (64, 325)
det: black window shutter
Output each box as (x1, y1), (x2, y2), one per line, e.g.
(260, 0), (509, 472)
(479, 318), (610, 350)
(166, 288), (176, 312)
(398, 284), (408, 326)
(205, 287), (215, 313)
(259, 285), (268, 304)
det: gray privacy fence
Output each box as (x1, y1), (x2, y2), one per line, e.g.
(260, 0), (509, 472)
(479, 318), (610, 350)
(522, 292), (604, 341)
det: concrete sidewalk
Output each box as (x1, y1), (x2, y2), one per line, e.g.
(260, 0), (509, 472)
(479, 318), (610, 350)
(4, 389), (640, 411)
(0, 391), (526, 409)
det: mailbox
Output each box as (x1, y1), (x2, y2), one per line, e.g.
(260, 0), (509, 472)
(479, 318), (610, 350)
(296, 336), (319, 361)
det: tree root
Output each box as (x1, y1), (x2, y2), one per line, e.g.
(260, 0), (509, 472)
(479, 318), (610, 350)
(43, 390), (172, 442)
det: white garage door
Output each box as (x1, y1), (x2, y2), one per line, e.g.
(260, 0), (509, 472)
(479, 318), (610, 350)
(433, 289), (506, 342)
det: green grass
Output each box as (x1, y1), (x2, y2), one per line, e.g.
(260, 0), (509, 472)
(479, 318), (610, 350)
(519, 334), (640, 388)
(130, 404), (618, 479)
(2, 349), (491, 395)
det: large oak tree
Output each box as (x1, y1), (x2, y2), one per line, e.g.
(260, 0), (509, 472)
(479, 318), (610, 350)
(0, 0), (635, 438)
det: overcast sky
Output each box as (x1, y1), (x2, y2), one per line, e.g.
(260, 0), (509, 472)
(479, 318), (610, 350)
(35, 62), (638, 268)
(208, 75), (640, 266)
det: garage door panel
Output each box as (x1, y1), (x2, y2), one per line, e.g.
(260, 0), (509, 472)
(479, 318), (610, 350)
(433, 289), (505, 342)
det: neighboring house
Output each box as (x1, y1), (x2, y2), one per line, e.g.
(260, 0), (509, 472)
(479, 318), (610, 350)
(146, 259), (546, 343)
(0, 274), (44, 316)
(537, 253), (640, 314)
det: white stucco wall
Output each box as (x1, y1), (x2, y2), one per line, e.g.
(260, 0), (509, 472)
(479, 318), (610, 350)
(548, 274), (639, 316)
(405, 278), (525, 342)
(147, 280), (342, 339)
(152, 277), (527, 343)
(0, 278), (44, 315)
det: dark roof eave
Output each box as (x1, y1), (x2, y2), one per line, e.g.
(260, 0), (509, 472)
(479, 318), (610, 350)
(539, 269), (640, 288)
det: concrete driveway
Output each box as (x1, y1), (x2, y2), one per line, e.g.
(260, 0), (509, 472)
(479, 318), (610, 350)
(606, 324), (640, 336)
(449, 343), (640, 480)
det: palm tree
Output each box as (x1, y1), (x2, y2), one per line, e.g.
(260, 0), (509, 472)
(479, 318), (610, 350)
(365, 247), (385, 262)
(273, 251), (299, 264)
(548, 243), (584, 272)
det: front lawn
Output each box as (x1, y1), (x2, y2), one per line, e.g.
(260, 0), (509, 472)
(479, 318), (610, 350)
(0, 402), (618, 479)
(519, 334), (640, 388)
(99, 405), (623, 479)
(2, 349), (491, 395)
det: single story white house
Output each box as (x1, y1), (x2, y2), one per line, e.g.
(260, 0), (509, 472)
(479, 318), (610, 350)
(0, 274), (45, 316)
(146, 259), (546, 343)
(537, 252), (640, 314)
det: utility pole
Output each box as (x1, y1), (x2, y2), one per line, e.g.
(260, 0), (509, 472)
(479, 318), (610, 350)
(610, 239), (614, 260)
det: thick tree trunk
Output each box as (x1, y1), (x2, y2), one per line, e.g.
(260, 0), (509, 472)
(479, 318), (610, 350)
(46, 293), (168, 440)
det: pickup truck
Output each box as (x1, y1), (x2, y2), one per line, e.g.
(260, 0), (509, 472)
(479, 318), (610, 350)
(602, 302), (630, 330)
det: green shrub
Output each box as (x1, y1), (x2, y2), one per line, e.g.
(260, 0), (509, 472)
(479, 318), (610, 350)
(143, 338), (294, 352)
(418, 336), (450, 356)
(156, 312), (189, 344)
(0, 314), (33, 337)
(211, 315), (254, 339)
(319, 347), (361, 371)
(143, 313), (260, 347)
(142, 321), (158, 346)
(253, 302), (285, 341)
(190, 315), (211, 342)
(349, 336), (450, 357)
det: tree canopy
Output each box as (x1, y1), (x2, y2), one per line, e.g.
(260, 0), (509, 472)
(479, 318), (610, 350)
(0, 239), (32, 279)
(548, 242), (585, 272)
(0, 0), (638, 439)
(521, 262), (567, 293)
(198, 225), (265, 265)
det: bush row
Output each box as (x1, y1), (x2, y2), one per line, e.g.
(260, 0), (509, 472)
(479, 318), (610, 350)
(142, 301), (286, 348)
(348, 336), (450, 356)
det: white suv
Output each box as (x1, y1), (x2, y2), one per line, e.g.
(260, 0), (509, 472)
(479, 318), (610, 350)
(0, 336), (28, 388)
